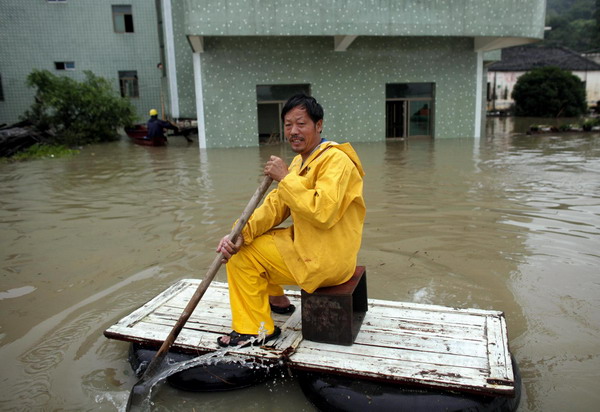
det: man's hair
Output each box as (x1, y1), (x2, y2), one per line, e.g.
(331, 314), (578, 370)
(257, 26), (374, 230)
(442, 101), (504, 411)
(281, 94), (324, 124)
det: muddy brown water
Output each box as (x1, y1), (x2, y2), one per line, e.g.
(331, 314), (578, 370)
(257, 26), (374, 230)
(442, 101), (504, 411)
(1, 118), (599, 411)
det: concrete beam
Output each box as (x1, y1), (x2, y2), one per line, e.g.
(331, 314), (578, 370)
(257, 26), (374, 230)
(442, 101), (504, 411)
(474, 36), (538, 52)
(193, 53), (206, 149)
(334, 35), (358, 52)
(188, 35), (204, 53)
(162, 0), (179, 118)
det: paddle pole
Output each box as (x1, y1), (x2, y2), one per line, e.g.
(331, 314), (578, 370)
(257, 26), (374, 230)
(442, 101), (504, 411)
(126, 175), (273, 410)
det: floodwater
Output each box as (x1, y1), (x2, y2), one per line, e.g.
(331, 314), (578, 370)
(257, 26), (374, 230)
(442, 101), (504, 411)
(1, 117), (599, 411)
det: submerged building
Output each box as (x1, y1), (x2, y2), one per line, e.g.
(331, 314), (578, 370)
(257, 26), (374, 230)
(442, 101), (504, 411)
(0, 1), (547, 147)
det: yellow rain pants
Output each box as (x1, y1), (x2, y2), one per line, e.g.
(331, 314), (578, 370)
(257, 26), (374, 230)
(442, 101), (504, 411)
(226, 231), (295, 335)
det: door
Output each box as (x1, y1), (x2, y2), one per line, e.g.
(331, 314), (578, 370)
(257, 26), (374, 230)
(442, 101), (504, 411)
(386, 101), (405, 138)
(257, 103), (282, 143)
(408, 101), (431, 137)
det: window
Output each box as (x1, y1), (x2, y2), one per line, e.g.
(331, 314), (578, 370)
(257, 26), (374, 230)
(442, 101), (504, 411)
(112, 5), (134, 33)
(47, 0), (67, 3)
(119, 71), (139, 98)
(386, 83), (435, 138)
(0, 74), (4, 102)
(55, 61), (75, 70)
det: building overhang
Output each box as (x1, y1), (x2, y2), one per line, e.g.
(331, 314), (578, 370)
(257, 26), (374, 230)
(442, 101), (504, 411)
(187, 35), (204, 53)
(183, 0), (547, 41)
(474, 36), (540, 52)
(334, 35), (358, 51)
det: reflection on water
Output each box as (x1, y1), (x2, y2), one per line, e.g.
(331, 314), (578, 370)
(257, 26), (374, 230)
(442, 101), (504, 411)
(0, 285), (36, 300)
(1, 123), (599, 411)
(485, 115), (585, 136)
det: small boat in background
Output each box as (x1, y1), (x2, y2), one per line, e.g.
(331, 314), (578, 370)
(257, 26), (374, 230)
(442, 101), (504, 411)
(125, 124), (196, 146)
(124, 124), (167, 146)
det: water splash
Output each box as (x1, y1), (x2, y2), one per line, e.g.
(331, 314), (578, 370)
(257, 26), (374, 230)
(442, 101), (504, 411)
(257, 321), (267, 343)
(124, 342), (274, 411)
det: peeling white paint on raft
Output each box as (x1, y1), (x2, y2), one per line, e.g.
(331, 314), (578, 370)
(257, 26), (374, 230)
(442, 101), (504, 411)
(104, 279), (515, 396)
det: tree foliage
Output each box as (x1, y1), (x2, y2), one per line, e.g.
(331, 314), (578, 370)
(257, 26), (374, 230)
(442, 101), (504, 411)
(512, 66), (587, 117)
(544, 0), (599, 51)
(22, 70), (137, 146)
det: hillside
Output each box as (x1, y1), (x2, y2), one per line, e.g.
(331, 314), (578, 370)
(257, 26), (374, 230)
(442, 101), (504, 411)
(544, 0), (599, 52)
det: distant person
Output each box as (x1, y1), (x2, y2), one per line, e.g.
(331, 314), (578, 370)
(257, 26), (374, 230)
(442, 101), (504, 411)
(146, 109), (178, 141)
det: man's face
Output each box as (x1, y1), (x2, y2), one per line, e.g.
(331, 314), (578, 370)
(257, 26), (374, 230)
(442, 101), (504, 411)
(283, 106), (323, 159)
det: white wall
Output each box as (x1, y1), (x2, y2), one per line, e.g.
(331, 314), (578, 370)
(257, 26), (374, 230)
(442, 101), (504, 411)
(487, 69), (600, 111)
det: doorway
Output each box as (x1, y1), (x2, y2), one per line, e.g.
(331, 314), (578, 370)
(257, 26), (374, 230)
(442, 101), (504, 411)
(256, 84), (310, 144)
(386, 100), (406, 138)
(386, 83), (435, 139)
(257, 103), (283, 143)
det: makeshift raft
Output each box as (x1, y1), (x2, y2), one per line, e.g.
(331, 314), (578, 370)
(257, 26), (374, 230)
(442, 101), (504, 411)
(105, 279), (516, 398)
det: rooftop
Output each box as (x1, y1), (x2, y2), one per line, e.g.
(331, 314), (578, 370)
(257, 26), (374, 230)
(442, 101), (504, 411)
(488, 46), (600, 71)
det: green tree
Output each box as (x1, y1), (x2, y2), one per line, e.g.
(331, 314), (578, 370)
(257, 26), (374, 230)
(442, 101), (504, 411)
(596, 0), (600, 47)
(23, 70), (137, 146)
(545, 0), (598, 51)
(512, 66), (587, 117)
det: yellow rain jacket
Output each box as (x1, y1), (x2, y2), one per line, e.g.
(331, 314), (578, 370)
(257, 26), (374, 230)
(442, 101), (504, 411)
(241, 141), (366, 293)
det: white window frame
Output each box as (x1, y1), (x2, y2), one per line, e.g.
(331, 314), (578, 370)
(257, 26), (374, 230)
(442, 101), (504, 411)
(112, 5), (134, 33)
(118, 70), (139, 98)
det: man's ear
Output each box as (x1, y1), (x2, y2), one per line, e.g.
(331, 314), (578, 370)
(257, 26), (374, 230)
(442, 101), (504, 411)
(316, 119), (323, 134)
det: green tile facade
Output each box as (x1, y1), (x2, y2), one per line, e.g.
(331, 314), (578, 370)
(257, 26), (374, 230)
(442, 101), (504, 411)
(196, 36), (479, 146)
(165, 0), (545, 146)
(183, 0), (546, 38)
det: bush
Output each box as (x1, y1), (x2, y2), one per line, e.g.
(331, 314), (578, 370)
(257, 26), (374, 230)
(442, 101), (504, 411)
(558, 123), (571, 132)
(22, 70), (137, 146)
(511, 66), (587, 117)
(2, 143), (79, 162)
(582, 118), (599, 131)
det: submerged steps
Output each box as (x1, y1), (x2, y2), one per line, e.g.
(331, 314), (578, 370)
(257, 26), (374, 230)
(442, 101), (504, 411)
(104, 279), (515, 396)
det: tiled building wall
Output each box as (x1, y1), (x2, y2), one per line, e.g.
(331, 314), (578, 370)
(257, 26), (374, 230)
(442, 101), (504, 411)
(183, 0), (547, 39)
(170, 1), (195, 120)
(194, 36), (478, 147)
(0, 0), (161, 125)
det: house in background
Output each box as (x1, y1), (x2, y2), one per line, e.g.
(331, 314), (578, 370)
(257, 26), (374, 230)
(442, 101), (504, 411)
(1, 1), (547, 148)
(487, 46), (600, 113)
(584, 53), (600, 65)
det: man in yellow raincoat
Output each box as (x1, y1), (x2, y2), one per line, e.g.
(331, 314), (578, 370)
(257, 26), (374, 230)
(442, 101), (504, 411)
(216, 94), (366, 347)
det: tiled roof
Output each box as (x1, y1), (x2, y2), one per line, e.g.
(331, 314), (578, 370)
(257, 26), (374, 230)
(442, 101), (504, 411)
(488, 46), (600, 71)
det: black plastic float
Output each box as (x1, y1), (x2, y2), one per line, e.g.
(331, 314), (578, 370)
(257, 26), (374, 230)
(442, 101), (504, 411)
(295, 355), (522, 412)
(129, 342), (521, 412)
(128, 343), (281, 392)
